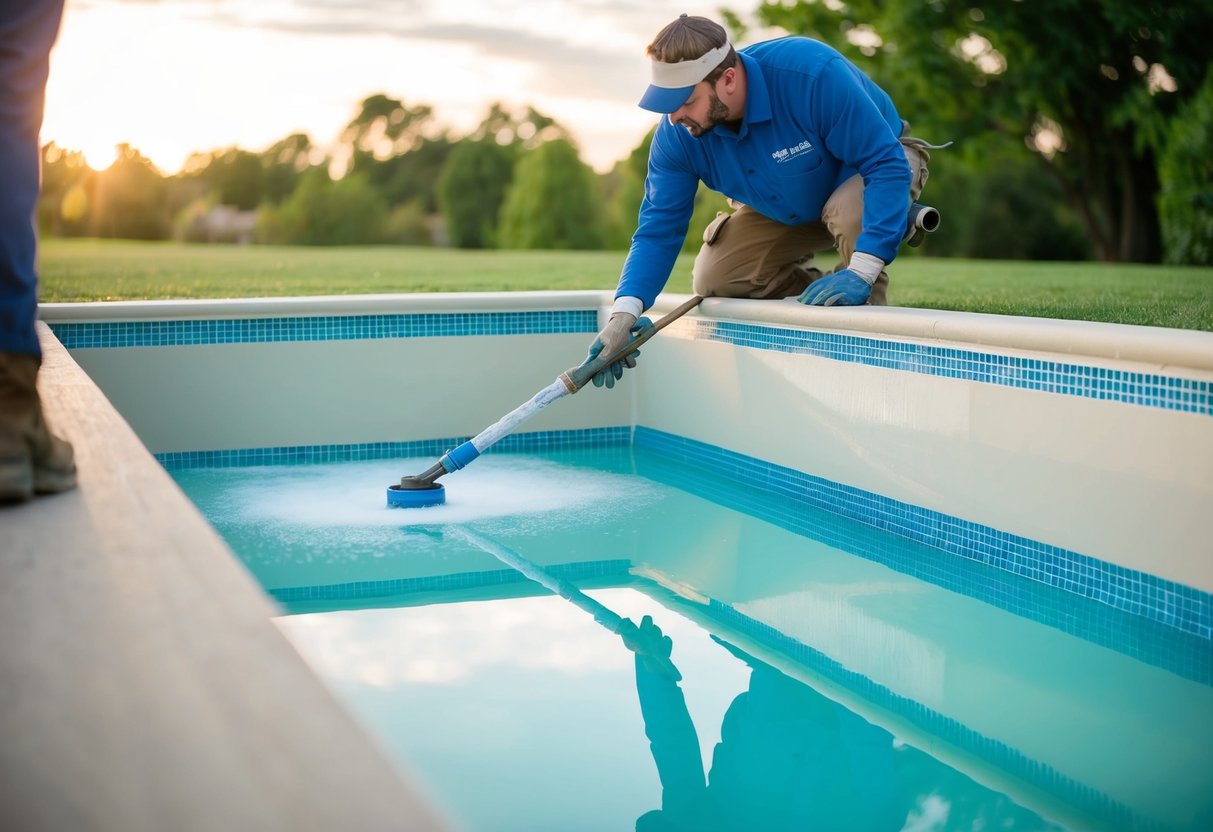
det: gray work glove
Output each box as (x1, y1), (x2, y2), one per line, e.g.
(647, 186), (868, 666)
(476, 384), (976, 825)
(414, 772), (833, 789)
(581, 312), (653, 389)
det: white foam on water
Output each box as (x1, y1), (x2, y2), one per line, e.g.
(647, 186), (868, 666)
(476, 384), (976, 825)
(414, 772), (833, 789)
(223, 456), (656, 533)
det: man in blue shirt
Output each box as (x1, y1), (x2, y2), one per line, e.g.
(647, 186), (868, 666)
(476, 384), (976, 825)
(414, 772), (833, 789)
(0, 0), (76, 501)
(585, 14), (935, 388)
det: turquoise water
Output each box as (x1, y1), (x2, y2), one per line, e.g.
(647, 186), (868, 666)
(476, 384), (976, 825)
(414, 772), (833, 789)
(174, 448), (1213, 832)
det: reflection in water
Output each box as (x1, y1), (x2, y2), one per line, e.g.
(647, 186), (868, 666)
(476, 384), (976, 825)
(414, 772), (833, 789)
(627, 616), (905, 832)
(625, 618), (1065, 832)
(276, 598), (636, 686)
(276, 586), (1072, 832)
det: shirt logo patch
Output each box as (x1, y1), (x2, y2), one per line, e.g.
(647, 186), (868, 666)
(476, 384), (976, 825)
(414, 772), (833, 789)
(771, 140), (814, 163)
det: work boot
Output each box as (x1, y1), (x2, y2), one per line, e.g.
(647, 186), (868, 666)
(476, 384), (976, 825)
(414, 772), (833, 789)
(0, 351), (77, 502)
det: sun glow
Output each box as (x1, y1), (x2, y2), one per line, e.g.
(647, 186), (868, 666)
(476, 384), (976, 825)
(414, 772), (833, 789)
(44, 3), (375, 174)
(40, 0), (720, 175)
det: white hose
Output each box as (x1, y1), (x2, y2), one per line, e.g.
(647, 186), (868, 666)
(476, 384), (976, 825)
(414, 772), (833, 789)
(469, 378), (569, 453)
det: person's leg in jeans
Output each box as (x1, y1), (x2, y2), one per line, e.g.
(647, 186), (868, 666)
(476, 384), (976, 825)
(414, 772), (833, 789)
(0, 0), (76, 502)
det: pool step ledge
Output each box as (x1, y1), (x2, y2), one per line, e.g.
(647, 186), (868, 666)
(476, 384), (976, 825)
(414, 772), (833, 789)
(0, 324), (449, 831)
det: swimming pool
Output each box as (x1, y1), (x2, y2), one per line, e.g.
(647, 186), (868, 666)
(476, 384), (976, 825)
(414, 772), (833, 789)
(169, 448), (1212, 831)
(44, 290), (1213, 830)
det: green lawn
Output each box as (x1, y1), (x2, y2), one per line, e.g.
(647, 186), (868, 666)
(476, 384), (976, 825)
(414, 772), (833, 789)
(38, 238), (1213, 331)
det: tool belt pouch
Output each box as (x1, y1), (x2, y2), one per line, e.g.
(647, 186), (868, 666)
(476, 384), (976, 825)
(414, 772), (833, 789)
(702, 211), (730, 245)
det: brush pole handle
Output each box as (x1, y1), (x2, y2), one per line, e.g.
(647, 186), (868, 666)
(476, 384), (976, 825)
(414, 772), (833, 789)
(402, 295), (703, 488)
(563, 295), (703, 392)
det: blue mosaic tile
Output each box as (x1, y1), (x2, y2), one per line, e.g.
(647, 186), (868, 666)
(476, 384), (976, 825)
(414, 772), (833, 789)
(155, 426), (632, 471)
(633, 445), (1212, 687)
(161, 422), (1210, 657)
(49, 309), (599, 349)
(53, 308), (1211, 418)
(161, 423), (1210, 648)
(635, 426), (1213, 642)
(664, 318), (1213, 417)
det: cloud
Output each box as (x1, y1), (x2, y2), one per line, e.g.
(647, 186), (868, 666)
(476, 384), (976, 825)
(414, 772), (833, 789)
(191, 3), (649, 103)
(70, 0), (748, 106)
(392, 22), (641, 101)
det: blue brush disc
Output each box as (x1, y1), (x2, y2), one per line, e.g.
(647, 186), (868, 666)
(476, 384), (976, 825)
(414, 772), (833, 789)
(387, 483), (446, 508)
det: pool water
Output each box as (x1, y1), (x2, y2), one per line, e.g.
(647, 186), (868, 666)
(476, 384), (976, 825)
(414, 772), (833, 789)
(173, 448), (1213, 832)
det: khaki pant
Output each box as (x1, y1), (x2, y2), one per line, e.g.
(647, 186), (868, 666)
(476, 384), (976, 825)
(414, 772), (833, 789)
(692, 138), (931, 305)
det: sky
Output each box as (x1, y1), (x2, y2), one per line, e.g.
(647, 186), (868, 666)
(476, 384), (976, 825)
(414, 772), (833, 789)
(42, 0), (765, 175)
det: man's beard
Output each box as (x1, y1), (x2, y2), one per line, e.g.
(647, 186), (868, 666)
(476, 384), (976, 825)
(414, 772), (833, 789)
(678, 89), (731, 138)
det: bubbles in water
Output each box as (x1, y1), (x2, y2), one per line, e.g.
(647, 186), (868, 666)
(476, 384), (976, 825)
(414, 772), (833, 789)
(175, 454), (665, 565)
(222, 456), (653, 531)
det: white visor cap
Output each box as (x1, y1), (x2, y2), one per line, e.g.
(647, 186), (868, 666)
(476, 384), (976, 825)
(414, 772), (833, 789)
(638, 41), (732, 114)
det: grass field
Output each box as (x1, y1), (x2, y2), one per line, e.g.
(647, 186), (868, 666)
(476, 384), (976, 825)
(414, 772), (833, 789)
(38, 238), (1213, 331)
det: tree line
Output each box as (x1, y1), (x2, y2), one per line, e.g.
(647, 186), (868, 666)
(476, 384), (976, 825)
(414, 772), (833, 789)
(37, 1), (1213, 265)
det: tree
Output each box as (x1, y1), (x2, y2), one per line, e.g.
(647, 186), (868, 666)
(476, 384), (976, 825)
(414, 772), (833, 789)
(259, 168), (390, 245)
(438, 138), (518, 248)
(192, 147), (264, 210)
(1157, 68), (1213, 265)
(922, 138), (1092, 261)
(90, 144), (170, 239)
(259, 133), (316, 204)
(38, 143), (94, 236)
(437, 102), (573, 249)
(603, 129), (653, 249)
(328, 94), (453, 242)
(469, 102), (568, 148)
(375, 137), (454, 213)
(336, 94), (438, 173)
(744, 0), (1213, 262)
(497, 139), (605, 250)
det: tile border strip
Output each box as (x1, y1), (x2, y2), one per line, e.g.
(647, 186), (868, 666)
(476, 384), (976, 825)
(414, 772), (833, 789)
(269, 559), (633, 605)
(48, 309), (599, 349)
(635, 426), (1212, 640)
(50, 308), (1211, 416)
(664, 318), (1213, 417)
(156, 426), (1208, 640)
(635, 443), (1210, 686)
(157, 426), (1210, 641)
(155, 427), (632, 471)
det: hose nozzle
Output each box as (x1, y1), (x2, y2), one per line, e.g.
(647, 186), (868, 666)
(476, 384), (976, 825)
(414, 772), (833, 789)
(906, 203), (940, 247)
(398, 461), (447, 490)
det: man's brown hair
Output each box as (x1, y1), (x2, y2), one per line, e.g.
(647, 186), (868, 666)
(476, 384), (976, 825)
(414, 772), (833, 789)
(646, 15), (737, 83)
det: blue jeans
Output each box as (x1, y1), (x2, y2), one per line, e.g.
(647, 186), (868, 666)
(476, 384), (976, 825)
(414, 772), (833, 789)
(0, 0), (66, 356)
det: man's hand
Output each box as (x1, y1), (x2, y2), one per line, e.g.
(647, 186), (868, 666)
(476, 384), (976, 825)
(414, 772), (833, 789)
(796, 268), (872, 306)
(796, 251), (884, 307)
(582, 312), (653, 388)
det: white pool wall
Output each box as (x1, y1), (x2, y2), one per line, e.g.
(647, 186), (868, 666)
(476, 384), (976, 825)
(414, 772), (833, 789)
(44, 292), (629, 453)
(641, 295), (1213, 597)
(43, 291), (1213, 602)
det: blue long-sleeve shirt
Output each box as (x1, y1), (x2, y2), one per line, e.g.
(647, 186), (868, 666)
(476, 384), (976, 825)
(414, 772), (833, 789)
(617, 37), (909, 309)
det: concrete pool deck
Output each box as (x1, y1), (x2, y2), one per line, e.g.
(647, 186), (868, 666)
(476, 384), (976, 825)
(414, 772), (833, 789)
(0, 325), (449, 831)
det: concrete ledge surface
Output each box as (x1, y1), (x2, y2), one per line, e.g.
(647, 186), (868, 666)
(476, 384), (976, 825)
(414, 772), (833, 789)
(43, 291), (1213, 374)
(0, 324), (449, 832)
